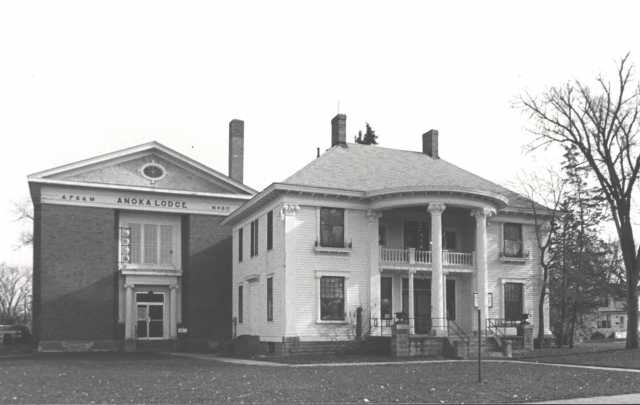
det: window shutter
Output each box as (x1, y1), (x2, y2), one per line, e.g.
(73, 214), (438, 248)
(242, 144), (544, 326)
(159, 225), (173, 265)
(143, 224), (158, 264)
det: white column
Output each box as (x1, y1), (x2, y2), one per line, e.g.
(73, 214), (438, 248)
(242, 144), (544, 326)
(169, 285), (178, 339)
(428, 202), (446, 336)
(408, 270), (415, 334)
(124, 283), (134, 340)
(367, 210), (382, 335)
(471, 207), (493, 334)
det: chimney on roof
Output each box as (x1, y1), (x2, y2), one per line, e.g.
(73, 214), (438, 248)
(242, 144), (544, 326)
(331, 114), (347, 147)
(229, 119), (244, 183)
(423, 129), (439, 159)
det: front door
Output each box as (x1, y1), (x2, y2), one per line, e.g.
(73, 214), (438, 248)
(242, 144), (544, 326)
(402, 278), (431, 334)
(414, 278), (431, 334)
(136, 291), (165, 340)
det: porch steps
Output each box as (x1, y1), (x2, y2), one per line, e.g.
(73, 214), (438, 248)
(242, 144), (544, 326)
(134, 340), (176, 352)
(446, 336), (505, 359)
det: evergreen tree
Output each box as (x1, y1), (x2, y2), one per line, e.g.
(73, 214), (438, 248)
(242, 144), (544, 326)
(355, 123), (378, 145)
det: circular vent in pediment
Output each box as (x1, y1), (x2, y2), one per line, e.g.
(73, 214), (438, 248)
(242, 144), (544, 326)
(141, 162), (166, 182)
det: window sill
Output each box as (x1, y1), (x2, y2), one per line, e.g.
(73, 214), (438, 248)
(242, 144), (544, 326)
(499, 255), (528, 264)
(316, 320), (349, 325)
(314, 246), (352, 254)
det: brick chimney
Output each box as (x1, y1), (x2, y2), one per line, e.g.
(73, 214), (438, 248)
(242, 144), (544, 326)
(228, 119), (244, 183)
(331, 114), (347, 146)
(423, 129), (439, 159)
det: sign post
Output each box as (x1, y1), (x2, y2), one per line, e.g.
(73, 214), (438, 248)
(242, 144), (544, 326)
(474, 292), (482, 383)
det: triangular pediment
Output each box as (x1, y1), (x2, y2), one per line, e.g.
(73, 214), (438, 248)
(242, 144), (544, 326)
(28, 142), (254, 196)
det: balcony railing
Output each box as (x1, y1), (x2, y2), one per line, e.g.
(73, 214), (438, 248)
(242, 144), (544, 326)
(379, 247), (474, 268)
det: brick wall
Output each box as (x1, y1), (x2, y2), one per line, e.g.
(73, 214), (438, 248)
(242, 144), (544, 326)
(182, 214), (233, 344)
(35, 204), (118, 341)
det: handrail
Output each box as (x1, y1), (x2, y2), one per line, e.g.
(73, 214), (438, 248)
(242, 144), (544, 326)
(448, 319), (470, 345)
(379, 247), (473, 267)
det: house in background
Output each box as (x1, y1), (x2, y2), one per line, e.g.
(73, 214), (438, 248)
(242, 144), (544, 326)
(28, 120), (253, 351)
(590, 295), (639, 340)
(223, 114), (552, 355)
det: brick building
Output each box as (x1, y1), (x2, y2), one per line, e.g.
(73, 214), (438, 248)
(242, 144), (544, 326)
(28, 120), (254, 351)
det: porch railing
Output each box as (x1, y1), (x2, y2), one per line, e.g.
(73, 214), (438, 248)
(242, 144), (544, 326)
(369, 316), (452, 336)
(379, 247), (474, 267)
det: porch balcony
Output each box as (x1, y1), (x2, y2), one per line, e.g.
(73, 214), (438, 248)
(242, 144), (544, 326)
(379, 247), (475, 270)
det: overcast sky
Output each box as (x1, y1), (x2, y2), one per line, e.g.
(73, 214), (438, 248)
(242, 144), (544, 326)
(1, 0), (639, 266)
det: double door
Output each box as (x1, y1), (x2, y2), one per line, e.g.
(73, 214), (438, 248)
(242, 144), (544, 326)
(136, 291), (165, 340)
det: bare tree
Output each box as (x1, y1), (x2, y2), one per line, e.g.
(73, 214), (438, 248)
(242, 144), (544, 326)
(0, 263), (31, 324)
(516, 168), (565, 345)
(521, 54), (640, 348)
(12, 199), (33, 248)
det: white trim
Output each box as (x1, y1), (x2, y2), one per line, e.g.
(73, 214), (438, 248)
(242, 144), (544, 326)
(30, 178), (253, 200)
(499, 278), (528, 320)
(28, 141), (256, 194)
(119, 212), (182, 272)
(315, 271), (351, 324)
(39, 185), (246, 217)
(140, 162), (168, 183)
(315, 206), (349, 248)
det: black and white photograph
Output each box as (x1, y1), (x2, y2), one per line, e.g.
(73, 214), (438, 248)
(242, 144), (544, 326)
(2, 1), (640, 403)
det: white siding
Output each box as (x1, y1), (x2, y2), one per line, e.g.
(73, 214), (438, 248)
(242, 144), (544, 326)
(232, 197), (286, 341)
(487, 219), (543, 330)
(286, 206), (370, 341)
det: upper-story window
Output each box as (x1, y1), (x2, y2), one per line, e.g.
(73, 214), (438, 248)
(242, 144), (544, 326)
(119, 214), (180, 268)
(320, 207), (345, 248)
(267, 211), (273, 251)
(503, 223), (523, 257)
(238, 228), (243, 263)
(250, 219), (259, 257)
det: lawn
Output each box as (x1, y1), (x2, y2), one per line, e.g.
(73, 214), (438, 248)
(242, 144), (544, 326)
(2, 353), (640, 403)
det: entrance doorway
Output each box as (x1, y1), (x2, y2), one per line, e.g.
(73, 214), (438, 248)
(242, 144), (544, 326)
(402, 278), (431, 334)
(136, 291), (165, 340)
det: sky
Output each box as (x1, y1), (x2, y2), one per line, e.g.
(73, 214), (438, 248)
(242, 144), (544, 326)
(1, 0), (639, 266)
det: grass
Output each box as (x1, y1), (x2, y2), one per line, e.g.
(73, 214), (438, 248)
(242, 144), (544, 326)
(2, 352), (640, 403)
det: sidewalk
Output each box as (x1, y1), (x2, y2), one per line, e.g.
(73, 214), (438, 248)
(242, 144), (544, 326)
(535, 392), (640, 404)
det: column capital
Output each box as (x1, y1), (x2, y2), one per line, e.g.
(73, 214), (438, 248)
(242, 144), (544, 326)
(470, 207), (496, 219)
(427, 202), (446, 214)
(279, 203), (300, 219)
(170, 285), (179, 291)
(366, 209), (382, 222)
(124, 283), (135, 290)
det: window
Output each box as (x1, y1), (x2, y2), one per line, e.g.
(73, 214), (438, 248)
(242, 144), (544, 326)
(597, 318), (611, 328)
(250, 219), (259, 257)
(381, 277), (392, 319)
(504, 282), (523, 322)
(238, 228), (243, 262)
(320, 208), (345, 247)
(320, 276), (345, 321)
(446, 279), (456, 320)
(267, 277), (273, 321)
(443, 230), (457, 250)
(378, 224), (386, 246)
(503, 223), (523, 257)
(120, 222), (175, 267)
(238, 285), (243, 323)
(267, 211), (273, 251)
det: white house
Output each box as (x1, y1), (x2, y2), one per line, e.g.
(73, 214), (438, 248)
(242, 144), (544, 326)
(222, 114), (552, 355)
